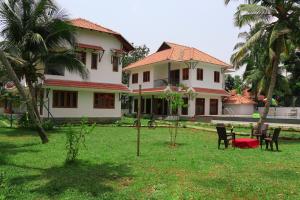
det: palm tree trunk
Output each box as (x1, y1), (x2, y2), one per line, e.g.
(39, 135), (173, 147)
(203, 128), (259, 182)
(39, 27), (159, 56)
(0, 50), (49, 143)
(258, 47), (280, 126)
(27, 81), (41, 121)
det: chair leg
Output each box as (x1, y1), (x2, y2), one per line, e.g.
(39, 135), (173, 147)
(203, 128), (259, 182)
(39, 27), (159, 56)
(225, 140), (228, 148)
(260, 137), (263, 149)
(270, 141), (274, 151)
(218, 139), (221, 149)
(265, 141), (269, 150)
(275, 141), (279, 151)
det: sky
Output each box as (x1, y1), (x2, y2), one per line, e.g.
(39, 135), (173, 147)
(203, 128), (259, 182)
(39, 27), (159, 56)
(57, 0), (246, 75)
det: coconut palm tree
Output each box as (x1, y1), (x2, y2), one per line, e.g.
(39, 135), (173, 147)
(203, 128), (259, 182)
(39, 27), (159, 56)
(0, 0), (88, 143)
(225, 0), (300, 126)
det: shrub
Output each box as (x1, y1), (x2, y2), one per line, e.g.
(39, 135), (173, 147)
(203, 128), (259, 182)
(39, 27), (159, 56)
(42, 119), (55, 131)
(65, 117), (96, 164)
(17, 113), (34, 129)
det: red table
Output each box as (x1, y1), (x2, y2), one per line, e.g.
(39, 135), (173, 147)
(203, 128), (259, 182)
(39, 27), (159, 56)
(232, 138), (259, 149)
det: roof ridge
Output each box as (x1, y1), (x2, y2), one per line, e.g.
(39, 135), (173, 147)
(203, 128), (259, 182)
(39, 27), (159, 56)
(165, 41), (191, 49)
(70, 18), (119, 34)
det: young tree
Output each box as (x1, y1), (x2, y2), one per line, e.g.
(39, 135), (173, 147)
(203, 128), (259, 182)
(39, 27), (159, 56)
(225, 74), (235, 91)
(226, 0), (300, 126)
(0, 0), (88, 143)
(163, 91), (187, 147)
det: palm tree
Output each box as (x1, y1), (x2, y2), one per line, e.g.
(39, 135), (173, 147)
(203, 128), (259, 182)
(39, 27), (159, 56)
(225, 0), (300, 126)
(0, 0), (88, 143)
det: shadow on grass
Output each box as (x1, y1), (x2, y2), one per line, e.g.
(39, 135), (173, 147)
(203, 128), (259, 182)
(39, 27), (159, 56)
(0, 127), (62, 138)
(0, 142), (40, 165)
(9, 160), (132, 198)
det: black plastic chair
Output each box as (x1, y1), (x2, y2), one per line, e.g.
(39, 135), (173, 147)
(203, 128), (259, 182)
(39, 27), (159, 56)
(216, 124), (235, 149)
(264, 128), (281, 151)
(251, 124), (269, 149)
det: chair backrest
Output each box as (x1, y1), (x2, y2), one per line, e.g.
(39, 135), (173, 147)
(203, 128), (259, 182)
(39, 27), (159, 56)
(272, 128), (281, 141)
(261, 124), (269, 135)
(216, 125), (227, 140)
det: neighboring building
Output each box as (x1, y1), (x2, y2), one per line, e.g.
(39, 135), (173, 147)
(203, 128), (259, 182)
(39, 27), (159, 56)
(123, 42), (231, 117)
(223, 89), (256, 115)
(41, 18), (133, 122)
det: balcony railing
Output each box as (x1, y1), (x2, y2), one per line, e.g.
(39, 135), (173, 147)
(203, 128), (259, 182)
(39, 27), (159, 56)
(154, 78), (180, 87)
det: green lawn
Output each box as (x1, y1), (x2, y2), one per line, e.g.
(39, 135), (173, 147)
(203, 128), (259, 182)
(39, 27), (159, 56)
(1, 126), (300, 200)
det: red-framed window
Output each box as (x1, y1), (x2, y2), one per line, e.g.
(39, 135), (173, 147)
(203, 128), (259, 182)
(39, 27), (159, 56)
(210, 99), (218, 115)
(197, 68), (203, 81)
(112, 56), (119, 72)
(143, 71), (150, 82)
(94, 93), (115, 109)
(214, 71), (220, 83)
(132, 73), (138, 84)
(53, 91), (78, 108)
(91, 53), (98, 69)
(182, 68), (189, 80)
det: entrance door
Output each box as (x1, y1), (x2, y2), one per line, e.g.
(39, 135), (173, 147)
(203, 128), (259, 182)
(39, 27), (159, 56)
(170, 70), (180, 86)
(195, 98), (205, 115)
(210, 99), (219, 115)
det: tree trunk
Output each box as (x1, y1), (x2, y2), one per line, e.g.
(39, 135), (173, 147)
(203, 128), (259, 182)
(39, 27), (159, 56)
(0, 50), (49, 143)
(258, 44), (280, 127)
(27, 81), (41, 121)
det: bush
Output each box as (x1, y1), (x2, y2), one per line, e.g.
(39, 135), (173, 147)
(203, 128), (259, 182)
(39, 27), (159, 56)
(65, 117), (96, 164)
(42, 119), (55, 131)
(124, 113), (137, 118)
(17, 113), (35, 129)
(18, 113), (55, 130)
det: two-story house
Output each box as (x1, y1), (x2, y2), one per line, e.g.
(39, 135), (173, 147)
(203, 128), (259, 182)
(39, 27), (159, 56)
(123, 42), (230, 117)
(41, 18), (133, 122)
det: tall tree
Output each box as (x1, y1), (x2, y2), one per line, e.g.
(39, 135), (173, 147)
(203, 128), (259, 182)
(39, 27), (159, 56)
(0, 0), (88, 143)
(122, 45), (150, 84)
(226, 0), (300, 126)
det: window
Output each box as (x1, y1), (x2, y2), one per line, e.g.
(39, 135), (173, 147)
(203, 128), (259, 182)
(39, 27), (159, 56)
(132, 73), (138, 84)
(143, 71), (150, 82)
(214, 71), (220, 83)
(53, 91), (78, 108)
(94, 93), (115, 109)
(195, 98), (205, 115)
(76, 51), (86, 65)
(112, 56), (119, 72)
(197, 68), (203, 81)
(91, 53), (98, 69)
(182, 68), (189, 80)
(181, 98), (188, 115)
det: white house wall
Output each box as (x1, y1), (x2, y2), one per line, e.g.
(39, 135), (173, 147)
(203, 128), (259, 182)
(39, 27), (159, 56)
(45, 29), (123, 84)
(128, 61), (224, 90)
(41, 90), (121, 119)
(224, 104), (255, 115)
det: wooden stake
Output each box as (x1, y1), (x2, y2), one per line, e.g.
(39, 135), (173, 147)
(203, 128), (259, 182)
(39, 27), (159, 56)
(137, 85), (141, 156)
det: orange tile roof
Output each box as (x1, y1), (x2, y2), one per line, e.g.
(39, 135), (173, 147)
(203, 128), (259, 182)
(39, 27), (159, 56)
(123, 42), (231, 70)
(224, 90), (256, 105)
(192, 87), (230, 96)
(44, 79), (129, 92)
(69, 18), (133, 52)
(76, 43), (104, 51)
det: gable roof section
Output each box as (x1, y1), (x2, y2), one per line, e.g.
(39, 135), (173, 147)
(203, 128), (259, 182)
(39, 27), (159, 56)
(70, 18), (134, 52)
(123, 42), (231, 70)
(224, 90), (256, 105)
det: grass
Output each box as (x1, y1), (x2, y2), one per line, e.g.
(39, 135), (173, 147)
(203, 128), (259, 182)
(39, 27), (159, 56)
(1, 126), (300, 200)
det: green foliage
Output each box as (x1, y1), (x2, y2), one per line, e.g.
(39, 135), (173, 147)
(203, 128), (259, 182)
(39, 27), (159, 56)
(225, 74), (235, 91)
(65, 118), (96, 164)
(18, 113), (54, 131)
(0, 172), (10, 200)
(1, 127), (300, 199)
